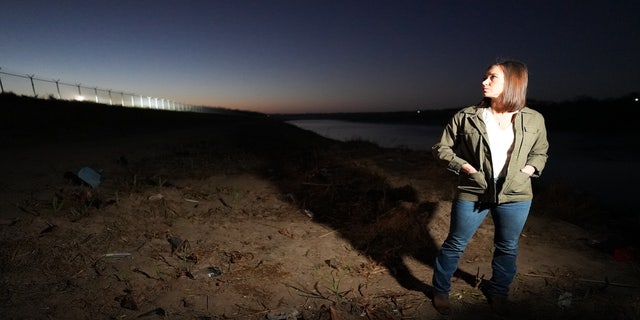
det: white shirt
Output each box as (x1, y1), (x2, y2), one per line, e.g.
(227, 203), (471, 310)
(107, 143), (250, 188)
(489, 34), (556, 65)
(483, 108), (515, 179)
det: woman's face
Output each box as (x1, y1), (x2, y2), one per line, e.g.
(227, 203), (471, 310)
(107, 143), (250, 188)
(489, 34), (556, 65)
(482, 65), (505, 99)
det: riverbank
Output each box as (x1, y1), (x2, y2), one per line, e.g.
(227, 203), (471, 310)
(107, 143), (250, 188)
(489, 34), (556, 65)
(1, 94), (638, 319)
(287, 118), (638, 228)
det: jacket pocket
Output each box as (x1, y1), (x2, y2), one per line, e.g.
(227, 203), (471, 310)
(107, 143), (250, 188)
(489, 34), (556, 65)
(504, 171), (531, 196)
(458, 172), (488, 194)
(522, 125), (540, 148)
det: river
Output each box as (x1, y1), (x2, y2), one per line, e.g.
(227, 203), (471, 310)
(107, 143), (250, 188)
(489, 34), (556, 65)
(287, 119), (635, 213)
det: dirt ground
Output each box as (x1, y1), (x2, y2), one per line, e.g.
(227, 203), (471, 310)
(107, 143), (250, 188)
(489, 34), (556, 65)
(1, 107), (639, 319)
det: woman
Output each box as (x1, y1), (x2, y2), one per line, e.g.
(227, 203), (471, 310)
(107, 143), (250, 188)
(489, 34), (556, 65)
(430, 60), (549, 316)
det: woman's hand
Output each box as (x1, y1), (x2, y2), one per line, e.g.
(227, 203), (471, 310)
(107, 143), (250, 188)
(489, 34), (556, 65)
(520, 165), (535, 176)
(461, 163), (478, 174)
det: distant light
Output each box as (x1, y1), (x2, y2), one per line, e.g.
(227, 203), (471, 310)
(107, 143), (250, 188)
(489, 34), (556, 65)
(635, 98), (639, 102)
(75, 95), (85, 101)
(416, 110), (421, 114)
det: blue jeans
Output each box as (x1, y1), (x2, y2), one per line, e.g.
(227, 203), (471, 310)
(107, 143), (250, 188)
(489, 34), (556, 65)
(432, 199), (531, 296)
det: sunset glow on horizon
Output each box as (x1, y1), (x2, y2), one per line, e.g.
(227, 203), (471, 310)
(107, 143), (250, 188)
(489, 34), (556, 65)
(1, 1), (638, 114)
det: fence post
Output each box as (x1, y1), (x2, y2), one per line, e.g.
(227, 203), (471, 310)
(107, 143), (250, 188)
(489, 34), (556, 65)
(55, 80), (61, 99)
(29, 74), (36, 97)
(0, 67), (4, 93)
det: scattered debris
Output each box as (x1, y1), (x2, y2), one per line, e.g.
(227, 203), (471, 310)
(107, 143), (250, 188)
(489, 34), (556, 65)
(218, 197), (231, 208)
(266, 308), (301, 320)
(303, 209), (314, 218)
(115, 290), (143, 310)
(39, 223), (58, 235)
(148, 193), (164, 201)
(103, 252), (132, 259)
(189, 266), (223, 279)
(557, 292), (573, 308)
(137, 307), (165, 318)
(133, 268), (160, 280)
(224, 250), (254, 264)
(167, 235), (188, 255)
(77, 166), (101, 188)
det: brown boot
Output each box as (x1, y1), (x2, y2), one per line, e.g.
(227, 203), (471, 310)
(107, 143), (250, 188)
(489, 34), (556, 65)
(432, 294), (451, 315)
(487, 295), (510, 316)
(480, 283), (510, 316)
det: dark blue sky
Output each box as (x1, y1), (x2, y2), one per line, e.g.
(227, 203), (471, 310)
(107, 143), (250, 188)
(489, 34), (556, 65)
(1, 1), (638, 113)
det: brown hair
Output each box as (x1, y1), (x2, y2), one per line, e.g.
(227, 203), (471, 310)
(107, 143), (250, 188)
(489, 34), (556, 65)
(479, 60), (528, 111)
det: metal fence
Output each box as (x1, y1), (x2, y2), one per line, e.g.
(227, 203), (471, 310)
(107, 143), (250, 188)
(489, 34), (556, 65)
(0, 68), (211, 113)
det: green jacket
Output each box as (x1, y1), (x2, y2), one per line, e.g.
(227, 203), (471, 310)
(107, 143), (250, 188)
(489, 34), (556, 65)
(432, 106), (549, 203)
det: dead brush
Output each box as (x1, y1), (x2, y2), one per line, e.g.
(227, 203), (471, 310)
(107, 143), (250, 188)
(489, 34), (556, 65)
(285, 276), (352, 304)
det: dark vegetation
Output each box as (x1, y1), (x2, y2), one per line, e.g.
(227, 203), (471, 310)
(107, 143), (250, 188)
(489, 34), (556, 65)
(0, 92), (267, 147)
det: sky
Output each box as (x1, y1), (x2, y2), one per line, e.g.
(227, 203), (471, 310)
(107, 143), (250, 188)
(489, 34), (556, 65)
(1, 1), (638, 114)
